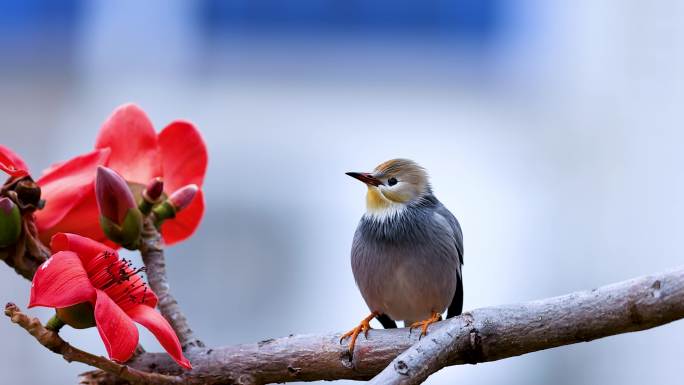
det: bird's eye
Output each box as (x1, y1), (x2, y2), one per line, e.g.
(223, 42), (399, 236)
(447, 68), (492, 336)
(387, 177), (398, 186)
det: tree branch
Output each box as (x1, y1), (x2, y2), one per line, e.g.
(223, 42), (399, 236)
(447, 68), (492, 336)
(371, 265), (684, 384)
(78, 266), (684, 385)
(4, 303), (183, 385)
(140, 219), (203, 350)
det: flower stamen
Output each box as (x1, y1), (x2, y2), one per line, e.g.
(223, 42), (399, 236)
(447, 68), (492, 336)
(86, 251), (151, 308)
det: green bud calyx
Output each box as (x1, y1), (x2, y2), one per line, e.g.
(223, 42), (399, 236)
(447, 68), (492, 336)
(100, 207), (143, 250)
(139, 177), (164, 216)
(55, 302), (96, 329)
(0, 197), (21, 247)
(152, 201), (176, 228)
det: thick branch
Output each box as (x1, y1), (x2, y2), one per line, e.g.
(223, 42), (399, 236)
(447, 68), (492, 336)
(140, 219), (203, 350)
(4, 303), (182, 385)
(82, 266), (684, 385)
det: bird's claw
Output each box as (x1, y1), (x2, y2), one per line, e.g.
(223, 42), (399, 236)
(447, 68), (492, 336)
(409, 312), (442, 339)
(340, 312), (377, 357)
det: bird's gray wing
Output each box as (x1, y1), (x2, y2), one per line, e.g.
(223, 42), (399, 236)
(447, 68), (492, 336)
(433, 205), (464, 318)
(434, 205), (464, 266)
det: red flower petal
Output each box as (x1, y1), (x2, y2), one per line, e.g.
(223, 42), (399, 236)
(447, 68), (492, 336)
(0, 144), (29, 178)
(158, 120), (207, 193)
(28, 251), (96, 309)
(94, 289), (139, 363)
(0, 145), (29, 171)
(126, 305), (192, 369)
(41, 159), (67, 176)
(35, 148), (110, 232)
(160, 189), (204, 245)
(157, 121), (207, 245)
(95, 104), (162, 184)
(37, 187), (109, 246)
(51, 233), (115, 267)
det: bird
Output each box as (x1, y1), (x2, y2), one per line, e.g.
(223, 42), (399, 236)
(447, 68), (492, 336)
(340, 158), (464, 356)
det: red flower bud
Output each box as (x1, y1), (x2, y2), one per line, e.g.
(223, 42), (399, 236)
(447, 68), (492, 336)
(95, 167), (136, 224)
(142, 177), (164, 203)
(151, 184), (200, 227)
(168, 184), (199, 211)
(95, 167), (142, 249)
(0, 197), (21, 247)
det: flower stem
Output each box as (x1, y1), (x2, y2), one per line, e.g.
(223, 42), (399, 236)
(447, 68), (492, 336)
(138, 199), (155, 216)
(45, 313), (65, 332)
(139, 218), (203, 350)
(151, 201), (176, 228)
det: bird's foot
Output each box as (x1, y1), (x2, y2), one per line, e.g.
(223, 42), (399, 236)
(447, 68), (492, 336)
(409, 312), (442, 339)
(340, 312), (378, 357)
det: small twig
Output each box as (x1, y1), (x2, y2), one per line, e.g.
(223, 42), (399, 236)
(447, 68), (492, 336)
(139, 218), (203, 350)
(4, 303), (183, 385)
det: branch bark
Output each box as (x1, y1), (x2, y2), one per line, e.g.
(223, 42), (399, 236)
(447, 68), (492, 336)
(140, 219), (203, 350)
(4, 303), (183, 385)
(78, 266), (684, 385)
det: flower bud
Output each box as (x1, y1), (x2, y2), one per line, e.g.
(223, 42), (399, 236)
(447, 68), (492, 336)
(151, 184), (199, 226)
(139, 177), (164, 216)
(96, 167), (136, 224)
(0, 197), (21, 247)
(169, 184), (198, 211)
(95, 166), (142, 249)
(143, 177), (164, 203)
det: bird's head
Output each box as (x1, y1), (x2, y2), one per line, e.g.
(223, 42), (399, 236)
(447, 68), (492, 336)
(346, 158), (431, 218)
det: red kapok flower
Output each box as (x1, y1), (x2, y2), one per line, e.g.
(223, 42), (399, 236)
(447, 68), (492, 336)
(29, 233), (191, 369)
(35, 104), (207, 246)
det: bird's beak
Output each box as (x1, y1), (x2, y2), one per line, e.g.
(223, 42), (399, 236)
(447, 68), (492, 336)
(346, 172), (383, 187)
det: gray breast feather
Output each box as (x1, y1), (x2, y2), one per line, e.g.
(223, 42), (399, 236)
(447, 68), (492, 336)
(350, 199), (461, 322)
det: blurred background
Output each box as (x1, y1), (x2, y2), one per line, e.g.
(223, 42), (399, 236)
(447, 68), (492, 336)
(2, 0), (684, 384)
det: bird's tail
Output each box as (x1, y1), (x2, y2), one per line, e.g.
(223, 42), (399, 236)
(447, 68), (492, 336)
(447, 277), (464, 318)
(376, 313), (397, 328)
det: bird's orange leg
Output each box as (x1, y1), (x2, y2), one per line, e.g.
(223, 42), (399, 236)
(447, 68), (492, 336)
(340, 312), (378, 356)
(409, 312), (442, 338)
